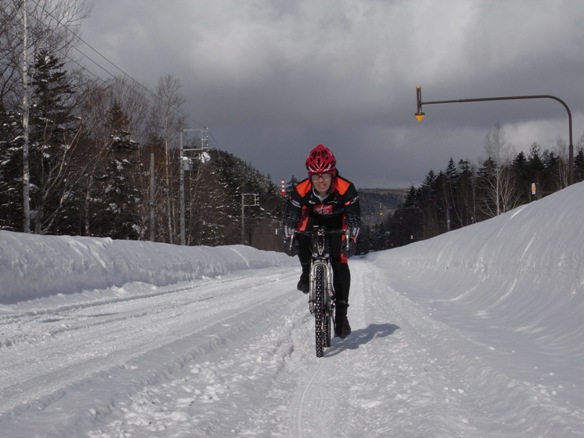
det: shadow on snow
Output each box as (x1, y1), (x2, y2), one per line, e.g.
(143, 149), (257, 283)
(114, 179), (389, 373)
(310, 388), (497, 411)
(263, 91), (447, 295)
(325, 323), (400, 357)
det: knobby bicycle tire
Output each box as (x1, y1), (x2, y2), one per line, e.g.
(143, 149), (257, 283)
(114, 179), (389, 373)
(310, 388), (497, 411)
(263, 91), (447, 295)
(314, 264), (325, 358)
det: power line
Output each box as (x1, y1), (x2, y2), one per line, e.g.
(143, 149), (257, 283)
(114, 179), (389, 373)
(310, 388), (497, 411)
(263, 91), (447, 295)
(24, 0), (212, 135)
(26, 0), (157, 96)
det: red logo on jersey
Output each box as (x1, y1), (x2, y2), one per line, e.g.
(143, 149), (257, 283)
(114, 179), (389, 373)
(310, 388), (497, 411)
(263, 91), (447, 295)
(313, 204), (333, 215)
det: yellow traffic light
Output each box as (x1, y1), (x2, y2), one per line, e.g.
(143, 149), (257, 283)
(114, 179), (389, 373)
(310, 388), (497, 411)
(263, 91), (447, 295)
(415, 86), (425, 121)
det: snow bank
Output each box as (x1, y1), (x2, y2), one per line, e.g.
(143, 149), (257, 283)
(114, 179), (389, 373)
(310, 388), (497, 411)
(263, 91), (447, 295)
(371, 181), (584, 361)
(0, 232), (291, 304)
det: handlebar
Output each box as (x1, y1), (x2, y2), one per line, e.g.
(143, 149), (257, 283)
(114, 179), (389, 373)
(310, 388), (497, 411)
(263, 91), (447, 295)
(293, 227), (349, 238)
(291, 226), (350, 258)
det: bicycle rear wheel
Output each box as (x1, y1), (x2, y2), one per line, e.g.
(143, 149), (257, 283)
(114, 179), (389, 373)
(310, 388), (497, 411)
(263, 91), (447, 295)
(314, 265), (326, 358)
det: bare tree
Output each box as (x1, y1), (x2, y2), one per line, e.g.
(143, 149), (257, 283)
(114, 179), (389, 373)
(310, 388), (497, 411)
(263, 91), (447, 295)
(480, 164), (521, 218)
(552, 137), (569, 189)
(148, 75), (186, 243)
(0, 3), (22, 107)
(482, 124), (518, 216)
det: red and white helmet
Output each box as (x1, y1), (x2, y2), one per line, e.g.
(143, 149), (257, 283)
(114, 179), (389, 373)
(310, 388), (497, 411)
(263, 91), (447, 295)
(306, 144), (336, 176)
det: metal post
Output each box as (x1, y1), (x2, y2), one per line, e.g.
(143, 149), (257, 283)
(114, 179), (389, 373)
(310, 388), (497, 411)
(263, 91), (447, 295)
(179, 130), (185, 245)
(241, 193), (259, 245)
(22, 0), (31, 233)
(241, 193), (245, 244)
(149, 150), (156, 241)
(179, 128), (210, 246)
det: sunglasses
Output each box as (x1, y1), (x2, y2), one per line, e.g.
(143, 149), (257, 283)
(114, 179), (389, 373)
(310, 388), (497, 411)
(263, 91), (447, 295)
(311, 173), (333, 181)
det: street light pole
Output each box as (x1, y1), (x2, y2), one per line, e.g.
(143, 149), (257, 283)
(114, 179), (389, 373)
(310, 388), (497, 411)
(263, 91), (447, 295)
(179, 127), (210, 245)
(415, 86), (575, 185)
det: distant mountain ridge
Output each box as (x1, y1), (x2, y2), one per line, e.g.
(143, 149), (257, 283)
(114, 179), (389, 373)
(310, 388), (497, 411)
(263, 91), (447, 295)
(358, 188), (408, 226)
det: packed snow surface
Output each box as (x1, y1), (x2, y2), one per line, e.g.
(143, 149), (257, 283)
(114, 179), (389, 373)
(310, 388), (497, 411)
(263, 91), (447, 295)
(2, 183), (584, 437)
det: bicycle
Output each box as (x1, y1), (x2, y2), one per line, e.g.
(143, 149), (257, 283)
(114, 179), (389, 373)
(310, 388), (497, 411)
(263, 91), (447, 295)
(293, 226), (349, 358)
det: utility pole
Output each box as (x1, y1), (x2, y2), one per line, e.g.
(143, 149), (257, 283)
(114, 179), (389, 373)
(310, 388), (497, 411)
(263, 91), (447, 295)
(179, 130), (186, 245)
(149, 149), (156, 241)
(179, 127), (210, 245)
(241, 193), (259, 244)
(22, 0), (31, 233)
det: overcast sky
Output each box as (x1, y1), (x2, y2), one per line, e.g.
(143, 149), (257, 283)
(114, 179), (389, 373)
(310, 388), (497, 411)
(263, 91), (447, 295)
(80, 0), (584, 188)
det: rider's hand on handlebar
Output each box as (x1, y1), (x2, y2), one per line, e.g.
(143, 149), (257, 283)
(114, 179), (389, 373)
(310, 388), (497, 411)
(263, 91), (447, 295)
(283, 226), (300, 256)
(342, 227), (359, 258)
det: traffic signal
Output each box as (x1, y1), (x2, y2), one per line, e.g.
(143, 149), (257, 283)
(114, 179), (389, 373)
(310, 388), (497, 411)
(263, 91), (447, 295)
(415, 86), (425, 121)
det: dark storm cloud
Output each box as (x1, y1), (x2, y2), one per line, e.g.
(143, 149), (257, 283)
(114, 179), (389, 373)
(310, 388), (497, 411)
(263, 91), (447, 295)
(81, 0), (584, 188)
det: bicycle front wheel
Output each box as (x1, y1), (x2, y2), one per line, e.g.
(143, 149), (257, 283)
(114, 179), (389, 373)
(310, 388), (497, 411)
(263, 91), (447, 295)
(314, 264), (326, 358)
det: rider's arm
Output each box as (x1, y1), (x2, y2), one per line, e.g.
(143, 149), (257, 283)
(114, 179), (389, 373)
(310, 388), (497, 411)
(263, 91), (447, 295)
(343, 184), (361, 230)
(281, 190), (303, 255)
(341, 185), (361, 257)
(282, 189), (302, 236)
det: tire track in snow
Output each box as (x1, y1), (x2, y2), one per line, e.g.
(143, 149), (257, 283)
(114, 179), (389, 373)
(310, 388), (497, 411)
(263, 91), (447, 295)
(85, 270), (308, 438)
(294, 360), (326, 438)
(290, 258), (376, 438)
(0, 268), (299, 433)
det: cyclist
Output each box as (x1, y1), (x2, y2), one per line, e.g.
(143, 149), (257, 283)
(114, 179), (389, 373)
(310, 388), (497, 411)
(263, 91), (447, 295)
(282, 144), (361, 339)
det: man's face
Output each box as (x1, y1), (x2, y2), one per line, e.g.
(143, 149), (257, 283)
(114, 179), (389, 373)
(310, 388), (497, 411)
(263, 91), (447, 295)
(311, 172), (333, 196)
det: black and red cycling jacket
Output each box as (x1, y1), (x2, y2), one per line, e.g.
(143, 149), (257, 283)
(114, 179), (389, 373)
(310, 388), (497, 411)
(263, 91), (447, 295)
(282, 175), (361, 232)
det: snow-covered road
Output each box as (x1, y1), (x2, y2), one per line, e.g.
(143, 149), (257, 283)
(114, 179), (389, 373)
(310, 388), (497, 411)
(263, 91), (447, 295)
(2, 257), (582, 437)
